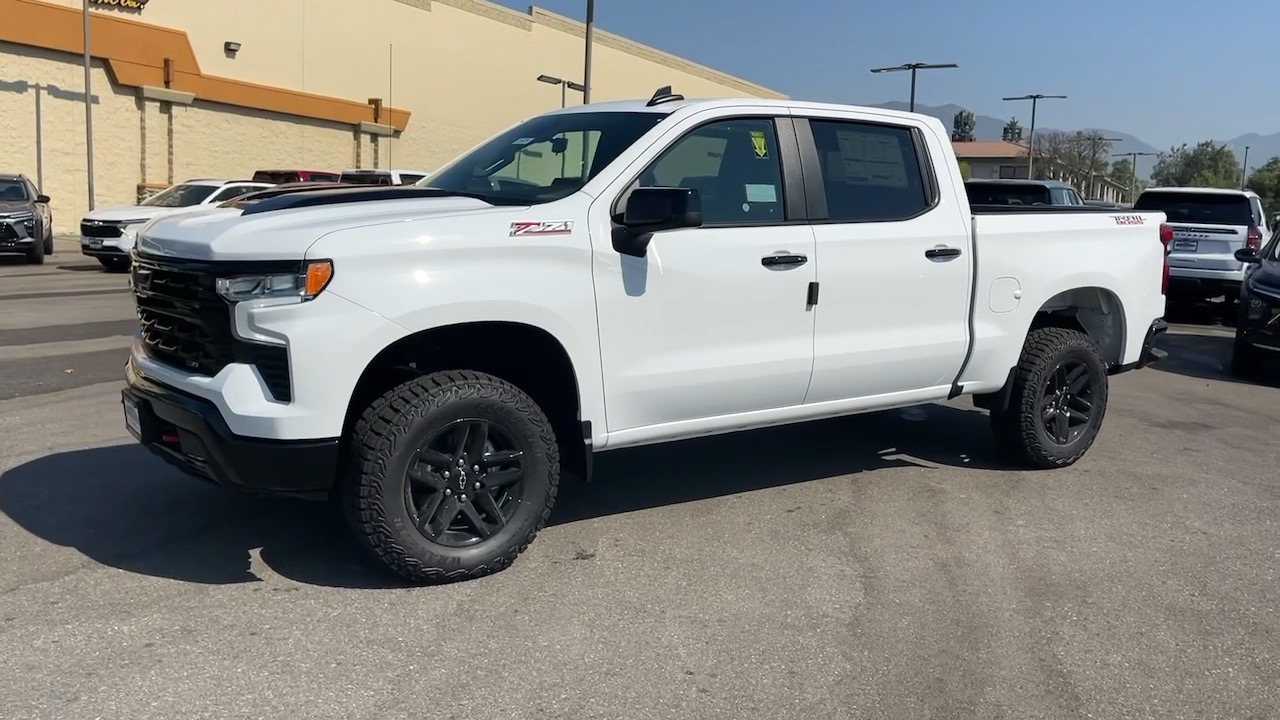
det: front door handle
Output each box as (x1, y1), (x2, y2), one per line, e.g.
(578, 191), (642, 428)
(762, 253), (808, 269)
(924, 245), (962, 260)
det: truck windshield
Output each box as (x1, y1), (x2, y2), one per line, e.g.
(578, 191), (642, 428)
(1134, 191), (1253, 226)
(421, 111), (666, 204)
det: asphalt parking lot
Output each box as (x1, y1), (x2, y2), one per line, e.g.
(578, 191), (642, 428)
(1, 240), (1277, 719)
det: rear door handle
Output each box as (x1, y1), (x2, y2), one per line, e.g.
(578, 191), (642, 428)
(762, 253), (808, 269)
(924, 246), (962, 260)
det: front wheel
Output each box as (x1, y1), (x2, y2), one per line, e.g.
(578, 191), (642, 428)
(343, 370), (560, 584)
(1231, 332), (1261, 377)
(990, 327), (1109, 469)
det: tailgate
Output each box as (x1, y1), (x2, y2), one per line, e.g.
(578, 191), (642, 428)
(1166, 223), (1247, 272)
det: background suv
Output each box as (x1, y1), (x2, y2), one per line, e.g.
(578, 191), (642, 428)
(79, 178), (273, 271)
(0, 173), (54, 265)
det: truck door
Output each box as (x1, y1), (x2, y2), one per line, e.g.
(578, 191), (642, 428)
(592, 114), (817, 434)
(797, 116), (973, 403)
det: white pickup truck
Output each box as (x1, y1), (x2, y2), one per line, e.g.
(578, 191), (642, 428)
(120, 88), (1171, 583)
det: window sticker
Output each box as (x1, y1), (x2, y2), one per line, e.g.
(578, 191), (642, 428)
(744, 183), (778, 203)
(513, 137), (535, 146)
(749, 130), (769, 159)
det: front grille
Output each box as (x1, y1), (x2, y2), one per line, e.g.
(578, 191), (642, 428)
(131, 253), (298, 402)
(82, 221), (124, 238)
(0, 224), (18, 241)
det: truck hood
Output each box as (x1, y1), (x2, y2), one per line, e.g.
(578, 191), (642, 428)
(135, 195), (514, 260)
(82, 204), (192, 224)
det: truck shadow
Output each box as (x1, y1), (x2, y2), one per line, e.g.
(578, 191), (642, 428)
(0, 403), (1015, 590)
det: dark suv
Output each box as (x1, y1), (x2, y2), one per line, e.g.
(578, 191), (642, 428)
(1232, 229), (1280, 376)
(0, 173), (54, 264)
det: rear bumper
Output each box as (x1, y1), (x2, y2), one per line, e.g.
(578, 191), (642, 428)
(1111, 318), (1168, 374)
(122, 359), (340, 499)
(1167, 267), (1244, 297)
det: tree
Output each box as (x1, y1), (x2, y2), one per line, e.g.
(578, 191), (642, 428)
(1150, 141), (1239, 188)
(1109, 158), (1135, 192)
(1001, 117), (1023, 143)
(1031, 129), (1114, 193)
(952, 109), (976, 142)
(1246, 156), (1280, 215)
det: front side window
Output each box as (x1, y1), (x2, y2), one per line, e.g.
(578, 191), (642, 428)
(635, 117), (785, 224)
(140, 183), (219, 207)
(426, 111), (665, 205)
(810, 119), (931, 221)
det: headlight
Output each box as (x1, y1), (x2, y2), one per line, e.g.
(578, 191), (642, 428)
(215, 259), (334, 303)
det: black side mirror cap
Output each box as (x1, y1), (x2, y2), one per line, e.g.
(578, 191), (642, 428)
(1235, 247), (1263, 264)
(36, 194), (50, 203)
(613, 187), (702, 257)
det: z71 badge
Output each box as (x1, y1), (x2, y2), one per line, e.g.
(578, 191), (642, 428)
(510, 220), (574, 236)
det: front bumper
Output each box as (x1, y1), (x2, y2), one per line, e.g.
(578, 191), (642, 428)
(0, 218), (36, 253)
(122, 359), (340, 499)
(80, 236), (130, 259)
(1111, 318), (1168, 374)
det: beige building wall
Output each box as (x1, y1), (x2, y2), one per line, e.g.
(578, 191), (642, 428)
(5, 0), (783, 232)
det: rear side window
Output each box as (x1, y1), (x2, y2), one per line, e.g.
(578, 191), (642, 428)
(339, 172), (393, 185)
(398, 173), (426, 185)
(967, 181), (1052, 206)
(252, 171), (299, 183)
(1134, 191), (1253, 226)
(809, 119), (930, 222)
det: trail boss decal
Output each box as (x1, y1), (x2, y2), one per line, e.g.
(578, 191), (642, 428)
(1112, 214), (1146, 225)
(510, 220), (574, 236)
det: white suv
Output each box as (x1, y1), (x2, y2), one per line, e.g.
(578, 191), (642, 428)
(1133, 187), (1270, 307)
(80, 179), (273, 271)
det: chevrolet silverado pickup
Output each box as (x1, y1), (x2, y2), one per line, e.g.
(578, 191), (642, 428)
(119, 88), (1171, 584)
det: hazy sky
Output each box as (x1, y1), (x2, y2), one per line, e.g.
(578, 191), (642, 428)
(495, 0), (1275, 149)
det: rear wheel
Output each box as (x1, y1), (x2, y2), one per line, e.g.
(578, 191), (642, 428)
(343, 370), (560, 584)
(990, 327), (1109, 469)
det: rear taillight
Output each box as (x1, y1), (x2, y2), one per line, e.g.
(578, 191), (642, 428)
(1159, 222), (1172, 295)
(1247, 225), (1263, 249)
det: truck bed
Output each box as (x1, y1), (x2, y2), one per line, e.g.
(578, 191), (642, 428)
(970, 204), (1133, 215)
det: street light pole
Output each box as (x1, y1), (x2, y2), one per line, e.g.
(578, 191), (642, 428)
(1117, 151), (1158, 203)
(82, 0), (95, 210)
(1241, 145), (1251, 190)
(1002, 93), (1066, 179)
(582, 0), (594, 104)
(869, 62), (958, 112)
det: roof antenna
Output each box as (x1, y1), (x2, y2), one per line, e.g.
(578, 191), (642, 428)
(646, 85), (684, 107)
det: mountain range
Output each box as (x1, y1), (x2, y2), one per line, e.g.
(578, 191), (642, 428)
(872, 102), (1280, 179)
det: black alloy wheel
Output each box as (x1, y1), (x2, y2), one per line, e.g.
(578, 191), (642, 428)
(1039, 360), (1095, 446)
(405, 418), (527, 547)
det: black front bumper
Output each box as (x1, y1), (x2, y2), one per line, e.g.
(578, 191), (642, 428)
(122, 360), (340, 499)
(1111, 318), (1168, 374)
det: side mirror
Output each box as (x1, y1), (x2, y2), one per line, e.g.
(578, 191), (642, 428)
(1235, 247), (1263, 264)
(613, 187), (702, 257)
(36, 194), (50, 203)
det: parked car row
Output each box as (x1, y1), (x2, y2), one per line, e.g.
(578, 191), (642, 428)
(77, 166), (432, 270)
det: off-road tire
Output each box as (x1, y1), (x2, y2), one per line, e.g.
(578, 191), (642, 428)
(1231, 332), (1261, 378)
(343, 370), (560, 584)
(99, 257), (130, 272)
(990, 327), (1109, 469)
